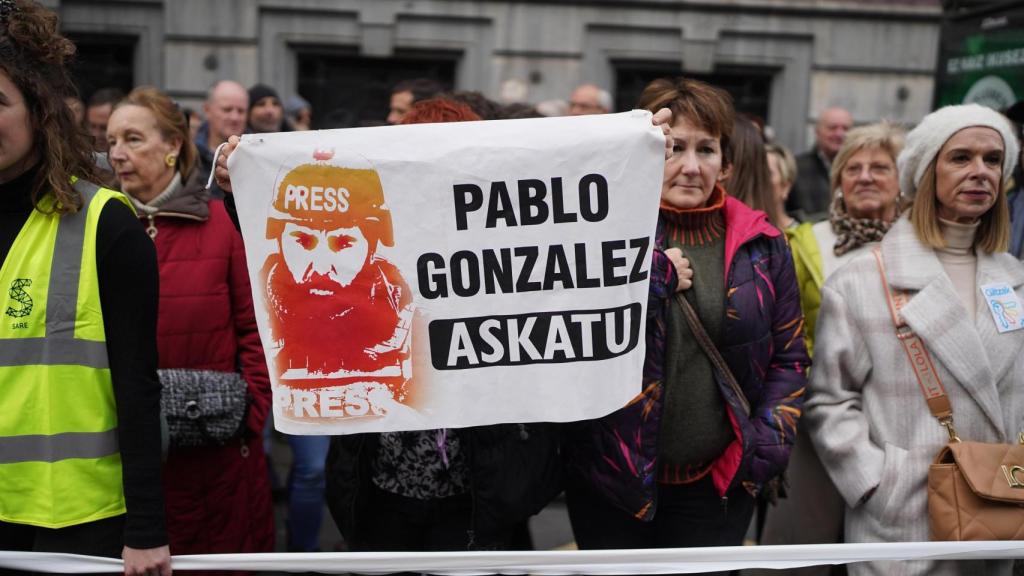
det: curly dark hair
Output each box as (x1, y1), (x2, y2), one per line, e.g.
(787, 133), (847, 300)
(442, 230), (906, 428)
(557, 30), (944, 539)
(1, 0), (100, 214)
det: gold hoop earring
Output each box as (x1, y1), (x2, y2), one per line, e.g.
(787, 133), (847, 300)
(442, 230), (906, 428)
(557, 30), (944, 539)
(165, 154), (177, 168)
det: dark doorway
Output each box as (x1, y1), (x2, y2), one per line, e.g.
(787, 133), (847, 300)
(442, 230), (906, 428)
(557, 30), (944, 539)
(65, 32), (136, 102)
(295, 48), (459, 128)
(614, 61), (776, 124)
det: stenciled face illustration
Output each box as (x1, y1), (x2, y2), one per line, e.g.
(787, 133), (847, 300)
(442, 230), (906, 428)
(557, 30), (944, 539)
(261, 155), (420, 408)
(280, 221), (371, 294)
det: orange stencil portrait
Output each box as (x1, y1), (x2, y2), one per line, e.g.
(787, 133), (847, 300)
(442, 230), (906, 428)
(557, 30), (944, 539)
(260, 150), (429, 421)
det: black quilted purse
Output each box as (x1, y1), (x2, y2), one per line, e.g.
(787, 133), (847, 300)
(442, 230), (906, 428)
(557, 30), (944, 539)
(159, 369), (249, 447)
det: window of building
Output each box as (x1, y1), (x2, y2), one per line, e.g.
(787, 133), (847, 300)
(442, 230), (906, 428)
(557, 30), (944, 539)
(65, 32), (136, 102)
(614, 61), (775, 123)
(295, 49), (458, 128)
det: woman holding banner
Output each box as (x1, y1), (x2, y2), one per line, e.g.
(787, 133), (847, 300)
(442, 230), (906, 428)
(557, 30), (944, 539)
(106, 87), (275, 560)
(562, 77), (809, 549)
(0, 2), (169, 574)
(214, 98), (563, 554)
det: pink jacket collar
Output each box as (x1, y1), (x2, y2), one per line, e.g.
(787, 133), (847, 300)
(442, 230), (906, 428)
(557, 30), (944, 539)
(722, 194), (780, 280)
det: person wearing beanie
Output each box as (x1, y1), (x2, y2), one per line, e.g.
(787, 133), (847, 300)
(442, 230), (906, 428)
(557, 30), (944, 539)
(563, 77), (808, 550)
(247, 85), (325, 554)
(806, 103), (1024, 576)
(285, 95), (312, 131)
(247, 83), (290, 134)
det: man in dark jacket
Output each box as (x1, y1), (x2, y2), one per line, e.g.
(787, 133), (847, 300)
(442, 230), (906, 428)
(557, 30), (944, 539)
(195, 80), (248, 198)
(787, 106), (852, 221)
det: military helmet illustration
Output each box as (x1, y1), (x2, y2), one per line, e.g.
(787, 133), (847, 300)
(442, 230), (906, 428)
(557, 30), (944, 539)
(266, 148), (394, 247)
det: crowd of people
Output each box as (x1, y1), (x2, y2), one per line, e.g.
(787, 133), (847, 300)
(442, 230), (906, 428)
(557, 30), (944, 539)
(3, 1), (1024, 576)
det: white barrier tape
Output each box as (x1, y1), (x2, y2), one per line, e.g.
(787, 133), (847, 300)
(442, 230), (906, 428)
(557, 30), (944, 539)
(2, 542), (1024, 574)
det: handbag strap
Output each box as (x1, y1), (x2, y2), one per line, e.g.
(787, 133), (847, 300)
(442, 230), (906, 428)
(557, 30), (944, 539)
(871, 248), (960, 443)
(673, 293), (751, 417)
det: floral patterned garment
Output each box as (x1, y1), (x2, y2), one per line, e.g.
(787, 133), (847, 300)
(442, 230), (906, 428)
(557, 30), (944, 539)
(370, 429), (470, 499)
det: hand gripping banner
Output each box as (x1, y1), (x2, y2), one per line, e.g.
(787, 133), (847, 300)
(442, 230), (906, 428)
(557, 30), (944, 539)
(229, 111), (664, 434)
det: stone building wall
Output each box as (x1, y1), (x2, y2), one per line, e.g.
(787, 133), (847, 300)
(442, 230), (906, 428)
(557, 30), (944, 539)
(51, 0), (941, 151)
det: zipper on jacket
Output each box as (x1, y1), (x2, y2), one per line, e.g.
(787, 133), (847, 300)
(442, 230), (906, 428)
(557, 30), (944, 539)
(141, 211), (206, 241)
(720, 495), (729, 521)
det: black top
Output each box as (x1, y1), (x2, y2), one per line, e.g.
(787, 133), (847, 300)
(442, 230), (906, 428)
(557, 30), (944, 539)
(0, 166), (166, 548)
(223, 192), (240, 232)
(786, 148), (832, 222)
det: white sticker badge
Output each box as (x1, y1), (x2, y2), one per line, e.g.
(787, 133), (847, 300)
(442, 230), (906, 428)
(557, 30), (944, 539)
(980, 282), (1024, 333)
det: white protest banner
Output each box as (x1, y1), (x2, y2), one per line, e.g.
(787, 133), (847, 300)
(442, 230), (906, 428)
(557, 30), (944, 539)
(229, 111), (664, 434)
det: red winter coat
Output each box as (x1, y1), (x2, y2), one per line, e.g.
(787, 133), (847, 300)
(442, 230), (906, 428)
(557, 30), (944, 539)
(141, 170), (274, 560)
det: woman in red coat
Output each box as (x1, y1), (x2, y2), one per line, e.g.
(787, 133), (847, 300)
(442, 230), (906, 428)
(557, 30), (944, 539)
(106, 86), (274, 562)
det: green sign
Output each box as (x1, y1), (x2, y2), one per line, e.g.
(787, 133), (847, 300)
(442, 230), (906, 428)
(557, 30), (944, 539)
(935, 7), (1024, 110)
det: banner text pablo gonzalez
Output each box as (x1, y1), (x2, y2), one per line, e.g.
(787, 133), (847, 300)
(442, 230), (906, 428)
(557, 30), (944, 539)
(417, 173), (650, 370)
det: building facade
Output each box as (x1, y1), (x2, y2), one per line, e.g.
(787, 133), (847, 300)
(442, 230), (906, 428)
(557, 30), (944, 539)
(50, 0), (941, 152)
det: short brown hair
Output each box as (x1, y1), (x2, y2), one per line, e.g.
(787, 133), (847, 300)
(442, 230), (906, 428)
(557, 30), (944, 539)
(117, 86), (198, 181)
(1, 0), (102, 214)
(637, 77), (735, 167)
(909, 157), (1010, 254)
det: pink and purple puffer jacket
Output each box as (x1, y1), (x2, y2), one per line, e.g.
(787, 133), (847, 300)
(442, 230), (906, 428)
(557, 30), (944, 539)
(565, 194), (810, 520)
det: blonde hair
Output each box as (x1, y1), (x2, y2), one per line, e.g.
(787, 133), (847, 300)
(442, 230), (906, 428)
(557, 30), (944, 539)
(829, 122), (905, 194)
(909, 157), (1010, 253)
(766, 143), (797, 186)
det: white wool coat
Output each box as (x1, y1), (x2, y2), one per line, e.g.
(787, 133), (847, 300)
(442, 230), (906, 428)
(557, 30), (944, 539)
(806, 217), (1024, 576)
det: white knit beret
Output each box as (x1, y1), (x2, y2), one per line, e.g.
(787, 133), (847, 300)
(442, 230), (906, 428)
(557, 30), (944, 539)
(897, 103), (1020, 198)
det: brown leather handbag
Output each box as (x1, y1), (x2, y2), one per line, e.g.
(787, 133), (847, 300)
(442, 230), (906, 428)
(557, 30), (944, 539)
(874, 249), (1024, 541)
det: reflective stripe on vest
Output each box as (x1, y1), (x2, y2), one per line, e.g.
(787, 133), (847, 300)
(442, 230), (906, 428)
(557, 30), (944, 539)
(0, 338), (108, 368)
(0, 180), (130, 528)
(0, 429), (119, 464)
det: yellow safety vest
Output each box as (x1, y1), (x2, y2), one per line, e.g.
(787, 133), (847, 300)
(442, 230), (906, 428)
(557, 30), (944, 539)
(0, 180), (132, 528)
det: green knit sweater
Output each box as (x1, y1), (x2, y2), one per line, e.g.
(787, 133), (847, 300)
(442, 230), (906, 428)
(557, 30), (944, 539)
(657, 191), (735, 484)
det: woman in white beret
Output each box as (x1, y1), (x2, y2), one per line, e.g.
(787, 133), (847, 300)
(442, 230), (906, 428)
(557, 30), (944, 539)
(806, 103), (1023, 576)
